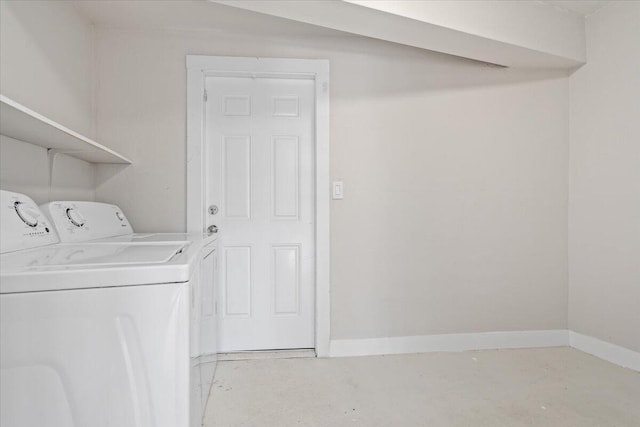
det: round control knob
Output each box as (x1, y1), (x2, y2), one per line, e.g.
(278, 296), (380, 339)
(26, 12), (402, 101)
(66, 208), (86, 227)
(14, 202), (40, 227)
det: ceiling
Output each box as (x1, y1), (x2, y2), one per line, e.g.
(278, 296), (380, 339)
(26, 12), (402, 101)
(542, 1), (610, 16)
(73, 0), (345, 37)
(72, 0), (598, 69)
(75, 1), (613, 32)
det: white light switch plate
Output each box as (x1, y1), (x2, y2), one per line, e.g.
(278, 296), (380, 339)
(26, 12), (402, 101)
(332, 181), (344, 200)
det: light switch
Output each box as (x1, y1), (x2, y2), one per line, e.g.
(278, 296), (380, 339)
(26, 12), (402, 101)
(332, 181), (344, 200)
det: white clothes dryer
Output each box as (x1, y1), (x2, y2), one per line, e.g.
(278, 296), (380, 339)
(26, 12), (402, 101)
(40, 199), (218, 423)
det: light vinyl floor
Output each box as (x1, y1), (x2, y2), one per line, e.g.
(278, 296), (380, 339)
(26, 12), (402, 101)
(204, 347), (640, 427)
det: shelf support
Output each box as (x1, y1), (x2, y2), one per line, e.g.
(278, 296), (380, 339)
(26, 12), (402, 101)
(47, 148), (84, 200)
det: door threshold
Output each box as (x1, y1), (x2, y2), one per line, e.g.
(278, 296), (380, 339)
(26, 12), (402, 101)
(218, 349), (316, 361)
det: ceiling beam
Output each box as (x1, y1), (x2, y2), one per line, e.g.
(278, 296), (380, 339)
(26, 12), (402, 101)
(211, 0), (586, 69)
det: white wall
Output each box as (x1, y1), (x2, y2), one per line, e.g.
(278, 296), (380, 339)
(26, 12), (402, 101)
(568, 2), (640, 353)
(0, 136), (95, 204)
(0, 0), (94, 136)
(3, 0), (637, 356)
(0, 1), (96, 203)
(93, 26), (569, 340)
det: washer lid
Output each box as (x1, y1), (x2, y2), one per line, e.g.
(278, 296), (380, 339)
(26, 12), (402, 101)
(1, 242), (187, 272)
(93, 232), (211, 244)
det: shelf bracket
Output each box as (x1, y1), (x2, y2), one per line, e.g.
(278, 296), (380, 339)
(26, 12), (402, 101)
(47, 148), (84, 200)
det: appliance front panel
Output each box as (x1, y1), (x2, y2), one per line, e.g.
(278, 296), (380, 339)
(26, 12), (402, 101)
(0, 283), (190, 427)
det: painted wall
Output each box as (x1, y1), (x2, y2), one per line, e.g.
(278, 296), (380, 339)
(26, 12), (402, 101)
(0, 136), (95, 204)
(3, 0), (637, 353)
(93, 27), (569, 340)
(0, 1), (96, 203)
(0, 0), (95, 136)
(568, 2), (640, 353)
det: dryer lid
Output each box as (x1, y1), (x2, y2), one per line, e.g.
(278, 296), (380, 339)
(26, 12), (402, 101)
(1, 242), (187, 273)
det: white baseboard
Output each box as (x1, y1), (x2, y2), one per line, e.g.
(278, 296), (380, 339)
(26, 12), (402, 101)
(218, 349), (315, 361)
(328, 330), (640, 372)
(569, 331), (640, 372)
(329, 330), (569, 358)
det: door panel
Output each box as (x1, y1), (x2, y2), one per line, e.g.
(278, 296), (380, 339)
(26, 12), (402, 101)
(206, 76), (315, 351)
(223, 246), (252, 317)
(273, 245), (300, 315)
(273, 136), (300, 218)
(223, 136), (251, 219)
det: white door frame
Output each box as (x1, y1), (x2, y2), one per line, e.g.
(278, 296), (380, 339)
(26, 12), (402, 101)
(185, 55), (331, 357)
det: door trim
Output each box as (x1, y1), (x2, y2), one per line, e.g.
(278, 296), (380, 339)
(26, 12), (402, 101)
(186, 55), (331, 357)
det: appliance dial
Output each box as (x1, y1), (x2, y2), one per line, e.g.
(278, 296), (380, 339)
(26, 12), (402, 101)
(66, 208), (86, 227)
(14, 201), (40, 227)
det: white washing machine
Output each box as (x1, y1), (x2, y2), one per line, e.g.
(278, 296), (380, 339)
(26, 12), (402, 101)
(39, 199), (219, 423)
(0, 191), (213, 427)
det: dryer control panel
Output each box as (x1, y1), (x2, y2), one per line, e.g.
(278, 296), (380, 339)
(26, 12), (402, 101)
(0, 190), (59, 254)
(40, 201), (133, 243)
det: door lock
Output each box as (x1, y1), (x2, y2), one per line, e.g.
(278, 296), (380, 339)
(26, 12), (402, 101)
(208, 205), (219, 215)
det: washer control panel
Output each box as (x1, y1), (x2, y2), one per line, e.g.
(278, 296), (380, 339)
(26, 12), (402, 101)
(1, 190), (59, 254)
(40, 201), (133, 243)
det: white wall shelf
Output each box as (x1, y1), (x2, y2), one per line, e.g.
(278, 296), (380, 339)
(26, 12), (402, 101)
(0, 95), (131, 164)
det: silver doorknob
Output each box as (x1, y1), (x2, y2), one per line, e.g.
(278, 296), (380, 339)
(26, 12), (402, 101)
(207, 225), (219, 235)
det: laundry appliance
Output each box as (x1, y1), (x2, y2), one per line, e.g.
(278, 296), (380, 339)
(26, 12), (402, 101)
(40, 199), (219, 423)
(1, 190), (215, 427)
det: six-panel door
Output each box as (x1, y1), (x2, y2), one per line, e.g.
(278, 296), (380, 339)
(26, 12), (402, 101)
(206, 76), (315, 351)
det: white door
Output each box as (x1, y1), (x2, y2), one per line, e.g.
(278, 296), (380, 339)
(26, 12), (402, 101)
(205, 76), (315, 352)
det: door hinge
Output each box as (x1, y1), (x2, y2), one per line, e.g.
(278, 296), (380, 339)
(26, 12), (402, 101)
(203, 90), (208, 102)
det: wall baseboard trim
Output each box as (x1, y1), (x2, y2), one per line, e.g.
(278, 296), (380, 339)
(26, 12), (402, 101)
(329, 330), (569, 358)
(329, 330), (640, 372)
(569, 331), (640, 372)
